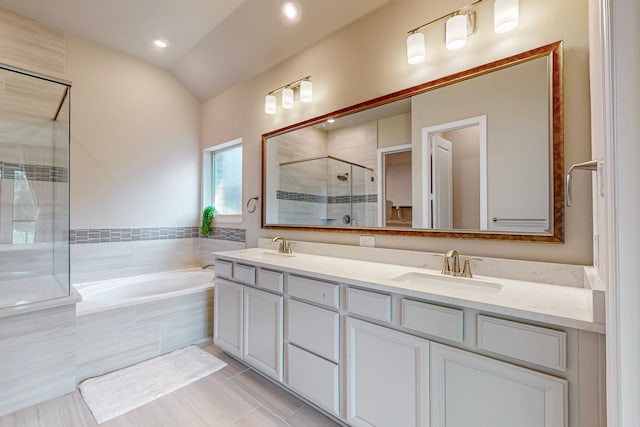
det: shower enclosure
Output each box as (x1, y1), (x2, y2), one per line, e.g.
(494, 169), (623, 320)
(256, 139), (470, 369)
(277, 155), (376, 226)
(0, 65), (70, 308)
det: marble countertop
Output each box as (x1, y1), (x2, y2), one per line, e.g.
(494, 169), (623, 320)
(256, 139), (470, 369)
(216, 247), (605, 334)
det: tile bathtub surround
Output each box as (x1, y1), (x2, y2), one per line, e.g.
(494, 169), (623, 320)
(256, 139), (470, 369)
(200, 238), (246, 268)
(76, 288), (213, 382)
(69, 226), (246, 244)
(69, 226), (200, 244)
(0, 303), (77, 416)
(70, 238), (200, 283)
(203, 227), (246, 243)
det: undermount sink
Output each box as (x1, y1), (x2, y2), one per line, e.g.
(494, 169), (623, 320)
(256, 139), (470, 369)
(392, 271), (503, 292)
(245, 249), (296, 260)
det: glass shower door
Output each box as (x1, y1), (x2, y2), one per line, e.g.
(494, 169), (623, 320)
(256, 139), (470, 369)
(0, 66), (70, 307)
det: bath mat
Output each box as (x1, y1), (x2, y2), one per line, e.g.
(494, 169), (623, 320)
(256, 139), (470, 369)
(79, 345), (227, 424)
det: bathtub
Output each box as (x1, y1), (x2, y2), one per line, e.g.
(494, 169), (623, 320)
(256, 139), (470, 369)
(75, 269), (214, 315)
(73, 268), (215, 382)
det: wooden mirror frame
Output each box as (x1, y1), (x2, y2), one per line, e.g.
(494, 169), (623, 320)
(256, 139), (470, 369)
(261, 42), (564, 242)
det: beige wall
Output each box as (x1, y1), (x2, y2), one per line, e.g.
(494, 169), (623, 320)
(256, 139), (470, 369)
(412, 56), (550, 232)
(202, 0), (592, 264)
(444, 127), (480, 230)
(66, 36), (201, 228)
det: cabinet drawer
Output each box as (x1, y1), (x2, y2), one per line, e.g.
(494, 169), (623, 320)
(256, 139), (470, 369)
(288, 299), (339, 362)
(234, 263), (256, 285)
(401, 299), (464, 343)
(288, 275), (339, 309)
(258, 269), (284, 294)
(477, 315), (567, 371)
(346, 287), (391, 323)
(287, 344), (339, 416)
(215, 259), (233, 279)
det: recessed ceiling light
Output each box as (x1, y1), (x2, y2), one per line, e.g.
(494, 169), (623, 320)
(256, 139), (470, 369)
(327, 118), (336, 124)
(153, 39), (168, 48)
(281, 1), (302, 23)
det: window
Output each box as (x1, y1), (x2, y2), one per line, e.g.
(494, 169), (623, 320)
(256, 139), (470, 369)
(204, 139), (242, 221)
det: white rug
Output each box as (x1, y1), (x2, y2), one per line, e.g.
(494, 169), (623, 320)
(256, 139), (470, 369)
(79, 345), (227, 424)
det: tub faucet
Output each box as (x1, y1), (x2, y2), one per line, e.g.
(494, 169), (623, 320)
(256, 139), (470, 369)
(202, 264), (215, 270)
(272, 236), (293, 254)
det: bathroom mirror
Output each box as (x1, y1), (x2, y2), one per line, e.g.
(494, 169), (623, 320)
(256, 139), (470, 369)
(262, 42), (564, 242)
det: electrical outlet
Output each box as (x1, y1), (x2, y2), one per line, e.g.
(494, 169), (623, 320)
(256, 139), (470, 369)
(359, 235), (375, 247)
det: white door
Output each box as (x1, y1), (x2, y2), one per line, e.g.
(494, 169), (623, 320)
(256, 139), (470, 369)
(346, 317), (429, 427)
(213, 278), (243, 358)
(430, 343), (567, 427)
(243, 287), (283, 381)
(431, 135), (453, 229)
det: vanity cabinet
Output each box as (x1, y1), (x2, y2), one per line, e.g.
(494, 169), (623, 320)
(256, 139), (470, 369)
(214, 275), (283, 381)
(213, 278), (243, 358)
(243, 286), (283, 380)
(430, 343), (567, 427)
(346, 317), (429, 427)
(213, 253), (603, 427)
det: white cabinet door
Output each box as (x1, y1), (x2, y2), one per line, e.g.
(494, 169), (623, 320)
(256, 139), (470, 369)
(430, 343), (567, 427)
(214, 278), (243, 358)
(346, 317), (429, 427)
(243, 287), (283, 381)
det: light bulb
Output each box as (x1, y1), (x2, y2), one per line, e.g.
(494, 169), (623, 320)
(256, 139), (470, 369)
(153, 39), (168, 48)
(265, 95), (276, 114)
(282, 88), (294, 109)
(446, 15), (467, 50)
(300, 80), (313, 103)
(407, 32), (426, 65)
(494, 0), (519, 33)
(281, 1), (302, 23)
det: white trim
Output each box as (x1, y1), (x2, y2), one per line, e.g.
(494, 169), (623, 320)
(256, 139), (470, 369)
(602, 0), (640, 425)
(420, 116), (487, 230)
(202, 138), (243, 218)
(376, 144), (412, 227)
(204, 137), (243, 153)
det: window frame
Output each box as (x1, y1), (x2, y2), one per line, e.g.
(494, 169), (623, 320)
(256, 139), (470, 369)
(203, 138), (243, 224)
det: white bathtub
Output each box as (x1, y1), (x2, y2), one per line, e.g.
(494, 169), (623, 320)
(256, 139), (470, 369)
(73, 268), (215, 381)
(74, 269), (214, 315)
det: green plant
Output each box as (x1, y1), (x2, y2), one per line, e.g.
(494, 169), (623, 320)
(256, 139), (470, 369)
(201, 205), (215, 237)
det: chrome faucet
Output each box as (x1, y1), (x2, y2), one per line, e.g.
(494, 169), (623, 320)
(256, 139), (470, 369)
(272, 236), (293, 254)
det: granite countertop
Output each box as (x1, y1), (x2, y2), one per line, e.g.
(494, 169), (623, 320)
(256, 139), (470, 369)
(215, 247), (605, 334)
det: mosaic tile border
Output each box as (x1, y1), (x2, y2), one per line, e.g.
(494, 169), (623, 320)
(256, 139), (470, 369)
(277, 190), (327, 204)
(204, 227), (246, 243)
(0, 162), (68, 183)
(70, 226), (246, 244)
(277, 190), (377, 204)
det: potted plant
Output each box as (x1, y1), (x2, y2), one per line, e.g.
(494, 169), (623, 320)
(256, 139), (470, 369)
(201, 205), (215, 237)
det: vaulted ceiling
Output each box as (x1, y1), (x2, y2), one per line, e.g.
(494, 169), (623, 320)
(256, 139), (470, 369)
(0, 0), (391, 100)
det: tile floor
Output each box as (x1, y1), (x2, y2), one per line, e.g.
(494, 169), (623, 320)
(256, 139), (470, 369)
(0, 345), (342, 427)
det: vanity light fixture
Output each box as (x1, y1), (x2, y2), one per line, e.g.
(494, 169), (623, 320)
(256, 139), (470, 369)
(494, 0), (519, 33)
(406, 0), (519, 64)
(264, 76), (312, 114)
(445, 14), (468, 50)
(282, 87), (294, 109)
